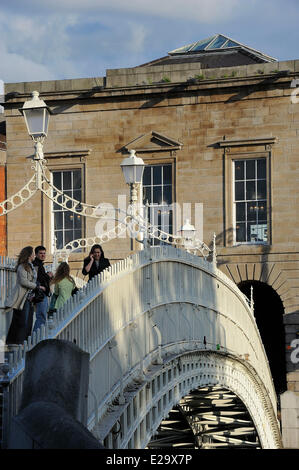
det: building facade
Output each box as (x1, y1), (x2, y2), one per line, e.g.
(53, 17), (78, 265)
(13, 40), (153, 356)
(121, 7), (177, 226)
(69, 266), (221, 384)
(3, 36), (299, 412)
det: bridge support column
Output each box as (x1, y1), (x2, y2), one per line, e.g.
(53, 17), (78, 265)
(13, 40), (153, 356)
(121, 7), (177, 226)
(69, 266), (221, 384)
(283, 311), (299, 448)
(280, 390), (299, 448)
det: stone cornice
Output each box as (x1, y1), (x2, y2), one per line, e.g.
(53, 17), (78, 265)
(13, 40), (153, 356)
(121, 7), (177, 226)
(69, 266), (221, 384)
(218, 137), (278, 148)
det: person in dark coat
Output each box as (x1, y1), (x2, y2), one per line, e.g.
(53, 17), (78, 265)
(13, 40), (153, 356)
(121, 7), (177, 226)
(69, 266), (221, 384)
(82, 244), (110, 281)
(32, 246), (53, 333)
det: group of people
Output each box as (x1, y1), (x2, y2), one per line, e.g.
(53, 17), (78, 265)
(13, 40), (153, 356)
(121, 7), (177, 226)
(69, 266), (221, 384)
(4, 244), (110, 346)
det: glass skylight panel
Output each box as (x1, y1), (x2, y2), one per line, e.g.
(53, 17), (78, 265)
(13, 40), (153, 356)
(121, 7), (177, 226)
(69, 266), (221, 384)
(207, 35), (228, 49)
(170, 43), (193, 54)
(224, 40), (239, 48)
(190, 36), (215, 51)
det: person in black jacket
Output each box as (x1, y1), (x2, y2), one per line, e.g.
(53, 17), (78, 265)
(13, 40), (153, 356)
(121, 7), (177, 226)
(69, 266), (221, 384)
(82, 244), (111, 281)
(32, 246), (53, 332)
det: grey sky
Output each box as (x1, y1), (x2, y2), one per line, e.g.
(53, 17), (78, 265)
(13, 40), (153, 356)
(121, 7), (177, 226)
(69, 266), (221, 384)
(1, 0), (298, 83)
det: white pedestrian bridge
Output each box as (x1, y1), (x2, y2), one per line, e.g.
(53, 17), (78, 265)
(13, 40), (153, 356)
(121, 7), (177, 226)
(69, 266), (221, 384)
(0, 247), (282, 449)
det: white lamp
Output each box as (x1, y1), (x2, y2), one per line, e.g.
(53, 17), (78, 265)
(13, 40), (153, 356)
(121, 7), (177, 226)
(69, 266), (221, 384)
(180, 219), (196, 240)
(120, 150), (145, 185)
(19, 91), (51, 141)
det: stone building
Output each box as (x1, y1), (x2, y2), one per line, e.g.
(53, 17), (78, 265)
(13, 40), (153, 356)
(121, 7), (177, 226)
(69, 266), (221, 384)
(2, 35), (299, 421)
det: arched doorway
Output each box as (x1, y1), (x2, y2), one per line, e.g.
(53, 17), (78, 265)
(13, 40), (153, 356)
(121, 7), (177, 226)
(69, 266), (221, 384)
(238, 281), (287, 396)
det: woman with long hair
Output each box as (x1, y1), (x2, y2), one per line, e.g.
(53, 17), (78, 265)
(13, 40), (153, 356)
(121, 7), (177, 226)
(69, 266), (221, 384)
(5, 246), (45, 345)
(82, 244), (110, 281)
(51, 262), (76, 310)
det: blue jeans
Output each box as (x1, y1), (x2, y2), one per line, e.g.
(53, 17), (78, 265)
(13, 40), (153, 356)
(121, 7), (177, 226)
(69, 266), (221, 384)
(33, 295), (49, 332)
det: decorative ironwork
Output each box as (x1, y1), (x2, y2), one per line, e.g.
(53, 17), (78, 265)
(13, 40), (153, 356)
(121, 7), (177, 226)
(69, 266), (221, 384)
(0, 174), (37, 216)
(0, 158), (210, 258)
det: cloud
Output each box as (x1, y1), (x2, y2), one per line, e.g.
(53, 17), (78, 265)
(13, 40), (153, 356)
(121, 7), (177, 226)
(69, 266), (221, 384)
(0, 10), (80, 82)
(0, 43), (56, 83)
(4, 0), (242, 23)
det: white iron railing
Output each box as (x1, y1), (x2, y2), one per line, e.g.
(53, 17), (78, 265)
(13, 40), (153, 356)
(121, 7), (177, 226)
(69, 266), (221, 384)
(0, 257), (16, 309)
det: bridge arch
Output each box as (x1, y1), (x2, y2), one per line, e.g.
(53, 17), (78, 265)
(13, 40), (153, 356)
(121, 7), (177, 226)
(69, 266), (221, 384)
(97, 351), (282, 449)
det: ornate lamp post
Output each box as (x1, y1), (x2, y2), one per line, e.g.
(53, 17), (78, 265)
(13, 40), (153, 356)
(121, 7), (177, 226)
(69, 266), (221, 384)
(19, 91), (52, 188)
(120, 149), (145, 250)
(120, 150), (145, 203)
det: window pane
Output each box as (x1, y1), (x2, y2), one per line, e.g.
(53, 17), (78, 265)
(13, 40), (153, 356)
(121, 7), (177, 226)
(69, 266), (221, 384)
(62, 171), (72, 190)
(157, 208), (161, 226)
(257, 180), (266, 200)
(63, 189), (72, 198)
(163, 185), (172, 205)
(234, 161), (244, 180)
(246, 160), (255, 180)
(248, 222), (267, 243)
(169, 210), (173, 227)
(53, 172), (61, 189)
(236, 223), (246, 242)
(153, 166), (162, 185)
(257, 201), (267, 221)
(64, 212), (74, 230)
(74, 229), (82, 241)
(74, 214), (82, 229)
(235, 182), (245, 201)
(149, 207), (159, 227)
(55, 231), (63, 250)
(143, 186), (152, 204)
(248, 222), (258, 243)
(257, 159), (266, 179)
(143, 166), (151, 186)
(73, 170), (81, 189)
(247, 202), (257, 221)
(161, 206), (171, 226)
(73, 189), (81, 202)
(246, 181), (256, 200)
(236, 202), (245, 221)
(54, 212), (63, 230)
(163, 165), (172, 184)
(153, 186), (162, 204)
(64, 230), (74, 245)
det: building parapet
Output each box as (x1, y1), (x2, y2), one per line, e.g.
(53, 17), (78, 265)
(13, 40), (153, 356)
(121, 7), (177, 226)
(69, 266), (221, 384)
(4, 59), (299, 97)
